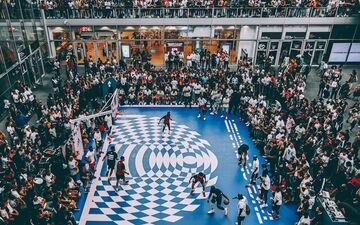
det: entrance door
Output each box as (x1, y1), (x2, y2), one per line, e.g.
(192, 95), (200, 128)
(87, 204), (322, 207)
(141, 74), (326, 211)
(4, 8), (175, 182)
(96, 41), (118, 64)
(255, 41), (281, 66)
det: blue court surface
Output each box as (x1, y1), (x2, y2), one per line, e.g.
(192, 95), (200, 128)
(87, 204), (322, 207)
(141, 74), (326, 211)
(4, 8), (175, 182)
(77, 107), (298, 225)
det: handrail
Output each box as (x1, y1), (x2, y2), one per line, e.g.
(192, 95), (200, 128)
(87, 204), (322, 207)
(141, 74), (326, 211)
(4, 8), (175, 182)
(40, 5), (358, 19)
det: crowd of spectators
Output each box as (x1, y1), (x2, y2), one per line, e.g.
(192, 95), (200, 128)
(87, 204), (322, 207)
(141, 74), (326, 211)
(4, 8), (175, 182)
(1, 40), (359, 225)
(32, 0), (360, 18)
(0, 64), (113, 223)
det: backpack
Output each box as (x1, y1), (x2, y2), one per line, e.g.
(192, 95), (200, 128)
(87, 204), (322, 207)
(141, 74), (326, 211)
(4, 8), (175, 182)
(246, 204), (250, 215)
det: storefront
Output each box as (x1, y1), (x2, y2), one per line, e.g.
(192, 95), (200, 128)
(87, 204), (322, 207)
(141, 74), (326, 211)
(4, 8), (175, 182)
(47, 24), (360, 67)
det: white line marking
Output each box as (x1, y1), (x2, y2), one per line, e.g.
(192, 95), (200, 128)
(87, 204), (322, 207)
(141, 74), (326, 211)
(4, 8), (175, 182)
(79, 136), (111, 225)
(224, 120), (231, 133)
(242, 174), (248, 181)
(252, 185), (258, 194)
(256, 212), (264, 224)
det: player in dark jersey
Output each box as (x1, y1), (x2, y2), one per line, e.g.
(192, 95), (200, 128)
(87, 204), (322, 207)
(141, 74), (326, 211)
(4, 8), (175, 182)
(237, 144), (249, 167)
(158, 112), (172, 133)
(103, 146), (118, 182)
(207, 186), (229, 215)
(115, 156), (129, 191)
(189, 172), (207, 196)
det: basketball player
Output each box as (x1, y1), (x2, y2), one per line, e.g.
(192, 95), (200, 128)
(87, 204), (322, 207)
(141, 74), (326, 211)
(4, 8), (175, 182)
(158, 112), (172, 133)
(115, 156), (129, 191)
(103, 146), (118, 182)
(237, 144), (249, 167)
(189, 172), (206, 197)
(207, 186), (229, 215)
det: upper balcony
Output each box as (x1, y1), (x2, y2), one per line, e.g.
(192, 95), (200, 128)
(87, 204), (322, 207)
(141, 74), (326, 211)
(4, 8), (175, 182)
(42, 6), (360, 26)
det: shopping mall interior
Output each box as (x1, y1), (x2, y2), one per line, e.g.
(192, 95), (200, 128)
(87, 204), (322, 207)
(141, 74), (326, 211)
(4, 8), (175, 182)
(0, 1), (360, 225)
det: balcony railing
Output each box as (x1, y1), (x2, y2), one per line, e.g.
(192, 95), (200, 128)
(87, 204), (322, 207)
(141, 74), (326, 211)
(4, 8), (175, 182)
(42, 6), (358, 19)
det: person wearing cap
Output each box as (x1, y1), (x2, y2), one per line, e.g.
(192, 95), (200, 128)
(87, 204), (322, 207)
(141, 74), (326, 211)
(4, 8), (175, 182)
(236, 194), (248, 225)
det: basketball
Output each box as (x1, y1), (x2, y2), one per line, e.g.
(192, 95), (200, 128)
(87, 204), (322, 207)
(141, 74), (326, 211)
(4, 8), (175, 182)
(224, 198), (229, 205)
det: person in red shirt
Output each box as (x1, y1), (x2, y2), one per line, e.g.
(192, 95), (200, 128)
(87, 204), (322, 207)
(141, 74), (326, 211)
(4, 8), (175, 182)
(115, 156), (129, 191)
(189, 172), (207, 197)
(158, 112), (172, 133)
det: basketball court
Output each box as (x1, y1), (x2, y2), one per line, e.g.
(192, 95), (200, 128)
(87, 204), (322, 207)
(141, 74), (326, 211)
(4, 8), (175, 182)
(75, 107), (298, 225)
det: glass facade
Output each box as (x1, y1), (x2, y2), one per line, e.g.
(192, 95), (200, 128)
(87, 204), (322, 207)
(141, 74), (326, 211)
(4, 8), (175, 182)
(46, 24), (360, 67)
(0, 0), (46, 99)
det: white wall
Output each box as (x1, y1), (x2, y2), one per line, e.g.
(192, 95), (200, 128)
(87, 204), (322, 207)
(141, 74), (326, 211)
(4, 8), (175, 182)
(238, 26), (258, 61)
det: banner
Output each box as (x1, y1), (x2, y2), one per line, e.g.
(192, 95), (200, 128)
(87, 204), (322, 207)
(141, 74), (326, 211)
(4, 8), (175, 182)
(111, 89), (119, 118)
(72, 122), (84, 160)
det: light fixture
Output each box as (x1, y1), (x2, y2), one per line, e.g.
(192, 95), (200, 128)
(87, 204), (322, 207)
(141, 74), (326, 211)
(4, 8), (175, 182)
(165, 26), (177, 30)
(125, 26), (135, 30)
(52, 27), (64, 32)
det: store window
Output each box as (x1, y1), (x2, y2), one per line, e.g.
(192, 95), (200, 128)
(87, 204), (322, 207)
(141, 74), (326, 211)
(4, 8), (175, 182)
(347, 42), (360, 62)
(285, 32), (306, 39)
(331, 25), (356, 39)
(309, 32), (330, 39)
(165, 26), (188, 39)
(354, 26), (360, 40)
(0, 74), (11, 97)
(261, 32), (282, 40)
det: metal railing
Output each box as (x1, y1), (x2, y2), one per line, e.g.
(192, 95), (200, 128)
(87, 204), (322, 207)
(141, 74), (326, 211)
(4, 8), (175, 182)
(41, 6), (358, 19)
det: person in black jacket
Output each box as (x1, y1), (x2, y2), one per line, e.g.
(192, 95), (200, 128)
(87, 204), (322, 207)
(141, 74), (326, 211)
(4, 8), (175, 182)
(207, 186), (229, 216)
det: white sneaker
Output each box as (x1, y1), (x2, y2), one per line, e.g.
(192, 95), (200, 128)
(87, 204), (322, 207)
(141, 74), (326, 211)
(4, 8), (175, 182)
(224, 208), (228, 216)
(203, 117), (206, 120)
(220, 115), (224, 118)
(208, 209), (215, 214)
(260, 203), (268, 208)
(197, 114), (201, 118)
(210, 112), (214, 115)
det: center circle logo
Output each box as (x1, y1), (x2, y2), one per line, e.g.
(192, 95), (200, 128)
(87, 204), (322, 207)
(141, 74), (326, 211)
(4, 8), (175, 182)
(103, 115), (219, 224)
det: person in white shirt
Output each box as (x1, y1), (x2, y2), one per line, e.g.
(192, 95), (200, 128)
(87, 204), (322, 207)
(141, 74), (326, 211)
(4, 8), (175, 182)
(44, 170), (56, 187)
(86, 146), (96, 179)
(258, 172), (271, 208)
(68, 156), (79, 177)
(93, 129), (102, 149)
(269, 186), (282, 219)
(247, 155), (259, 185)
(182, 84), (192, 108)
(197, 96), (207, 120)
(282, 143), (296, 161)
(221, 95), (230, 119)
(236, 194), (248, 225)
(105, 114), (112, 129)
(296, 212), (311, 225)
